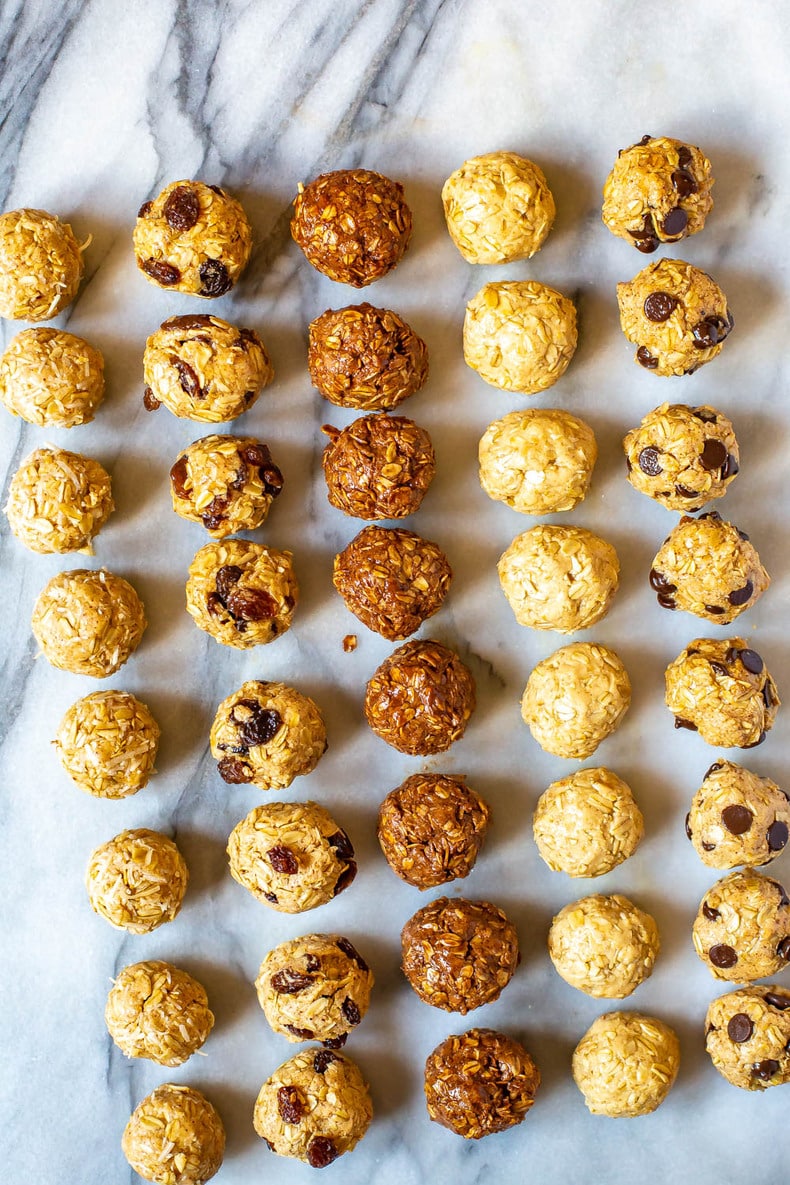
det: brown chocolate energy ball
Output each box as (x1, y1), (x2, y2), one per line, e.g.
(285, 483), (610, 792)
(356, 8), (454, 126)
(624, 403), (739, 511)
(308, 303), (428, 410)
(425, 1029), (540, 1139)
(170, 435), (283, 537)
(0, 208), (85, 321)
(322, 413), (435, 519)
(665, 638), (780, 748)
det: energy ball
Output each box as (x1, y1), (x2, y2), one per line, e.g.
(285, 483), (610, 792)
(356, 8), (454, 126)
(364, 639), (476, 755)
(134, 180), (251, 297)
(665, 638), (780, 748)
(321, 413), (435, 520)
(692, 868), (790, 982)
(686, 760), (790, 870)
(308, 303), (428, 410)
(533, 767), (644, 878)
(521, 642), (631, 760)
(122, 1084), (225, 1185)
(186, 539), (298, 649)
(706, 985), (790, 1090)
(624, 403), (739, 511)
(572, 1012), (680, 1117)
(479, 408), (598, 515)
(106, 960), (214, 1067)
(333, 525), (452, 640)
(401, 897), (519, 1013)
(548, 893), (659, 999)
(0, 207), (85, 321)
(86, 828), (188, 934)
(5, 446), (113, 553)
(498, 525), (620, 633)
(210, 680), (326, 790)
(170, 434), (283, 536)
(31, 568), (146, 678)
(442, 151), (555, 264)
(227, 801), (356, 913)
(377, 773), (491, 889)
(0, 327), (104, 427)
(424, 1028), (541, 1139)
(464, 281), (577, 395)
(255, 934), (374, 1045)
(53, 690), (160, 799)
(617, 258), (733, 377)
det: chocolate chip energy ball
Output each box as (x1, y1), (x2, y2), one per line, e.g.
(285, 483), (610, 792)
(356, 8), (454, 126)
(86, 829), (188, 934)
(693, 869), (790, 981)
(106, 961), (214, 1067)
(442, 151), (556, 264)
(170, 434), (283, 536)
(321, 413), (435, 520)
(122, 1084), (225, 1185)
(624, 403), (739, 511)
(378, 773), (491, 889)
(0, 208), (85, 320)
(425, 1029), (541, 1139)
(54, 690), (160, 799)
(464, 280), (577, 394)
(686, 761), (790, 869)
(308, 303), (428, 410)
(134, 180), (251, 296)
(533, 767), (644, 878)
(210, 680), (326, 790)
(186, 539), (298, 649)
(706, 985), (790, 1090)
(572, 1012), (680, 1117)
(479, 408), (597, 515)
(31, 568), (146, 677)
(5, 446), (113, 553)
(548, 894), (659, 998)
(665, 638), (780, 748)
(0, 328), (104, 427)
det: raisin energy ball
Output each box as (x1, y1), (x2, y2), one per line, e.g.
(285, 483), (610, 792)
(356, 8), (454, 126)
(665, 638), (780, 748)
(401, 897), (519, 1013)
(0, 327), (104, 427)
(624, 403), (739, 511)
(186, 539), (298, 649)
(706, 985), (790, 1090)
(134, 180), (251, 297)
(425, 1029), (541, 1139)
(464, 280), (577, 394)
(256, 934), (374, 1046)
(122, 1084), (225, 1185)
(308, 303), (428, 410)
(54, 690), (160, 799)
(0, 207), (85, 320)
(210, 680), (326, 790)
(106, 960), (214, 1067)
(5, 446), (114, 553)
(572, 1012), (680, 1117)
(498, 525), (620, 633)
(31, 568), (146, 677)
(479, 408), (597, 515)
(442, 151), (555, 264)
(86, 829), (188, 934)
(617, 258), (733, 376)
(548, 894), (659, 999)
(686, 760), (790, 870)
(692, 868), (790, 982)
(521, 642), (631, 760)
(321, 413), (435, 520)
(170, 434), (283, 536)
(227, 801), (356, 913)
(333, 525), (452, 640)
(533, 767), (644, 878)
(364, 639), (476, 755)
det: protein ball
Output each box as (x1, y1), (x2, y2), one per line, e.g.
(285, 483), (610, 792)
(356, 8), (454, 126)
(498, 525), (620, 633)
(106, 961), (214, 1067)
(686, 760), (790, 869)
(617, 258), (733, 377)
(122, 1084), (225, 1185)
(210, 680), (326, 791)
(227, 801), (356, 913)
(377, 773), (491, 889)
(321, 413), (435, 520)
(170, 434), (283, 537)
(624, 403), (739, 511)
(308, 303), (428, 410)
(143, 314), (273, 422)
(5, 446), (114, 553)
(692, 868), (790, 982)
(425, 1028), (540, 1139)
(134, 180), (251, 297)
(548, 893), (659, 999)
(464, 281), (577, 395)
(0, 207), (85, 321)
(86, 829), (188, 934)
(665, 638), (780, 748)
(31, 568), (146, 678)
(442, 151), (555, 264)
(521, 642), (631, 760)
(53, 690), (160, 799)
(572, 1012), (680, 1117)
(186, 539), (298, 649)
(479, 408), (597, 515)
(533, 767), (644, 878)
(0, 327), (104, 427)
(706, 985), (790, 1090)
(401, 897), (519, 1013)
(253, 1050), (372, 1168)
(256, 934), (373, 1046)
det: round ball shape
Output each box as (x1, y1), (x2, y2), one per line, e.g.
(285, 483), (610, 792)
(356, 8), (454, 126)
(5, 446), (113, 553)
(572, 1011), (680, 1117)
(54, 690), (160, 799)
(464, 281), (577, 394)
(122, 1084), (225, 1185)
(31, 568), (146, 677)
(425, 1028), (540, 1138)
(624, 402), (739, 511)
(86, 828), (188, 934)
(210, 680), (326, 791)
(442, 151), (555, 264)
(106, 961), (213, 1067)
(692, 869), (790, 982)
(548, 893), (659, 999)
(665, 638), (780, 749)
(0, 207), (84, 320)
(170, 434), (283, 537)
(686, 760), (790, 869)
(308, 303), (428, 410)
(533, 767), (644, 878)
(0, 327), (104, 427)
(186, 539), (298, 649)
(479, 408), (597, 515)
(706, 984), (790, 1090)
(321, 413), (435, 520)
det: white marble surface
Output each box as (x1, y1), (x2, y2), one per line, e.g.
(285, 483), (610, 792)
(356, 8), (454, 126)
(2, 1), (790, 1182)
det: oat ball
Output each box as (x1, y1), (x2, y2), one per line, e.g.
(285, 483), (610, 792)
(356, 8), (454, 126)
(134, 180), (251, 297)
(0, 327), (104, 427)
(686, 761), (790, 870)
(624, 403), (739, 511)
(464, 281), (577, 395)
(706, 985), (790, 1090)
(479, 408), (597, 515)
(86, 828), (188, 934)
(186, 539), (298, 649)
(533, 767), (644, 878)
(401, 897), (519, 1013)
(377, 773), (491, 889)
(170, 434), (283, 537)
(548, 893), (659, 999)
(521, 642), (631, 760)
(572, 1012), (680, 1117)
(31, 568), (146, 678)
(0, 208), (85, 321)
(5, 446), (114, 553)
(364, 639), (476, 756)
(498, 525), (620, 634)
(424, 1028), (541, 1139)
(106, 961), (214, 1067)
(665, 638), (780, 748)
(321, 413), (435, 520)
(122, 1084), (225, 1185)
(227, 801), (355, 913)
(693, 869), (790, 982)
(53, 690), (160, 799)
(256, 934), (374, 1046)
(210, 680), (326, 790)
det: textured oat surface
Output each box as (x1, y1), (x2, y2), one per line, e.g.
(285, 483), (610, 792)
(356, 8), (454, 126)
(706, 985), (790, 1090)
(664, 637), (780, 748)
(424, 1028), (540, 1138)
(322, 412), (435, 519)
(572, 1011), (680, 1117)
(686, 760), (790, 869)
(533, 766), (644, 878)
(623, 402), (739, 511)
(86, 828), (188, 934)
(548, 893), (660, 999)
(602, 135), (714, 249)
(31, 567), (146, 677)
(106, 960), (214, 1067)
(521, 642), (631, 759)
(54, 690), (159, 798)
(170, 433), (283, 536)
(441, 150), (555, 263)
(122, 1083), (225, 1185)
(308, 303), (428, 409)
(0, 327), (104, 427)
(692, 868), (790, 981)
(479, 407), (597, 514)
(5, 445), (113, 553)
(464, 280), (577, 394)
(0, 207), (85, 320)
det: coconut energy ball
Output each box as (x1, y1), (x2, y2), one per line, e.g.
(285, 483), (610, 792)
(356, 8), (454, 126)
(572, 1012), (680, 1117)
(210, 680), (326, 790)
(134, 180), (251, 297)
(442, 151), (556, 264)
(0, 328), (105, 427)
(686, 761), (790, 869)
(521, 642), (631, 760)
(308, 303), (428, 410)
(122, 1084), (225, 1185)
(0, 208), (85, 321)
(5, 446), (114, 553)
(425, 1028), (541, 1139)
(86, 829), (188, 934)
(479, 408), (597, 515)
(186, 539), (298, 649)
(31, 568), (146, 677)
(321, 413), (435, 520)
(548, 894), (659, 999)
(170, 434), (283, 536)
(464, 280), (577, 395)
(706, 985), (790, 1090)
(624, 403), (739, 511)
(693, 869), (790, 982)
(54, 690), (160, 799)
(665, 638), (780, 748)
(533, 767), (644, 878)
(106, 961), (214, 1067)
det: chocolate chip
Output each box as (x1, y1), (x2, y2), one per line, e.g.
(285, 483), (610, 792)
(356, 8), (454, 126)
(336, 937), (369, 972)
(685, 812), (692, 840)
(702, 841), (716, 851)
(752, 1059), (780, 1082)
(692, 407), (718, 423)
(675, 717), (698, 731)
(163, 185), (200, 232)
(163, 313), (216, 331)
(644, 291), (678, 322)
(710, 661), (730, 675)
(709, 943), (737, 968)
(705, 762), (724, 778)
(671, 169), (698, 198)
(649, 568), (676, 592)
(217, 756), (252, 784)
(661, 207), (688, 236)
(736, 528), (750, 542)
(705, 605), (726, 616)
(307, 1137), (339, 1169)
(137, 200), (153, 218)
(768, 822), (789, 852)
(721, 452), (739, 479)
(638, 446), (663, 474)
(727, 1013), (754, 1043)
(729, 581), (754, 607)
(775, 880), (790, 908)
(628, 212), (659, 253)
(143, 386), (161, 411)
(676, 146), (694, 167)
(692, 317), (726, 349)
(313, 1049), (337, 1074)
(765, 992), (790, 1010)
(764, 681), (779, 709)
(267, 845), (298, 875)
(744, 731), (767, 749)
(271, 968), (313, 994)
(676, 484), (700, 499)
(700, 439), (728, 471)
(637, 345), (659, 369)
(327, 830), (355, 861)
(778, 938), (790, 962)
(199, 258), (231, 297)
(658, 593), (677, 609)
(722, 804), (754, 835)
(739, 649), (764, 675)
(703, 902), (720, 921)
(169, 455), (189, 498)
(341, 997), (361, 1026)
(142, 258), (181, 286)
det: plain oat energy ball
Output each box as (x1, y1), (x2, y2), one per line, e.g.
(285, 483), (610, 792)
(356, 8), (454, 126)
(122, 1084), (225, 1185)
(308, 303), (428, 410)
(0, 207), (86, 320)
(170, 434), (283, 536)
(424, 1028), (541, 1138)
(706, 985), (790, 1090)
(479, 408), (597, 515)
(53, 690), (160, 799)
(5, 446), (113, 554)
(572, 1012), (680, 1117)
(686, 760), (790, 869)
(210, 680), (326, 790)
(665, 638), (780, 748)
(321, 412), (436, 520)
(186, 539), (298, 649)
(0, 327), (104, 427)
(533, 767), (644, 878)
(106, 961), (214, 1067)
(31, 568), (146, 677)
(548, 893), (660, 999)
(692, 868), (790, 982)
(86, 828), (188, 934)
(624, 403), (739, 511)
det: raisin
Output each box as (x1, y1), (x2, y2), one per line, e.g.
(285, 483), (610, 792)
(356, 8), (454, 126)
(208, 184), (225, 196)
(199, 258), (232, 297)
(333, 861), (357, 897)
(163, 185), (200, 232)
(143, 386), (161, 411)
(305, 953), (320, 973)
(284, 1024), (314, 1039)
(225, 585), (278, 622)
(336, 937), (369, 972)
(239, 707), (282, 748)
(243, 443), (271, 467)
(322, 1033), (347, 1049)
(170, 455), (189, 498)
(263, 891), (278, 904)
(313, 1049), (337, 1074)
(171, 356), (202, 399)
(327, 830), (355, 861)
(229, 459), (249, 490)
(137, 200), (153, 218)
(277, 1086), (304, 1125)
(206, 592), (226, 618)
(201, 495), (229, 531)
(341, 997), (361, 1026)
(307, 1137), (339, 1169)
(163, 313), (215, 331)
(271, 969), (314, 994)
(267, 845), (298, 875)
(217, 756), (252, 784)
(142, 258), (181, 285)
(214, 564), (242, 600)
